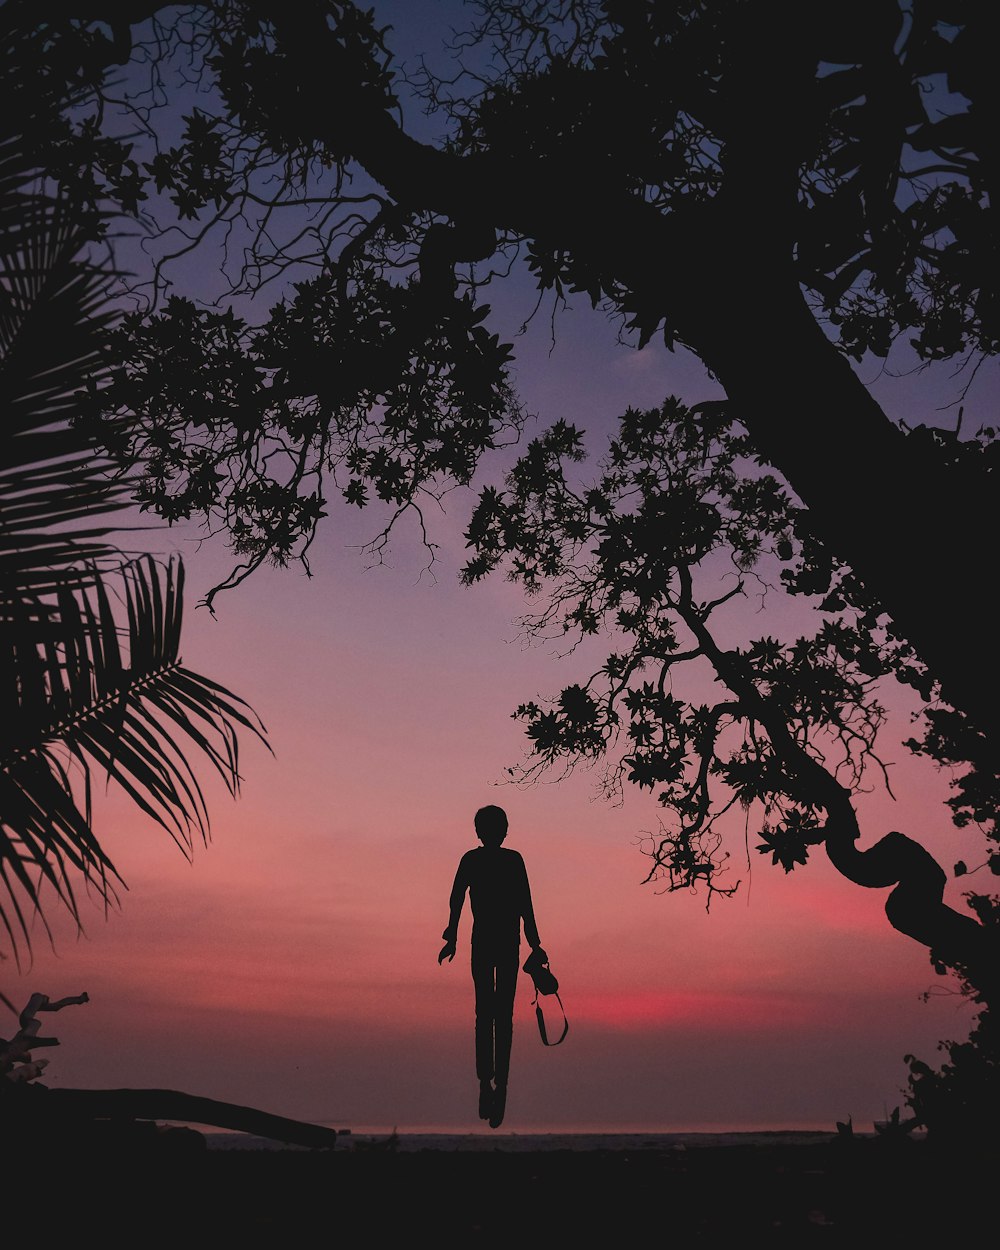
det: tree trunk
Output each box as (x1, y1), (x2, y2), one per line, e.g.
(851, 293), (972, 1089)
(670, 246), (998, 749)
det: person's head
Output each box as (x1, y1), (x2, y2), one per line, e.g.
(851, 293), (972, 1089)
(474, 805), (508, 847)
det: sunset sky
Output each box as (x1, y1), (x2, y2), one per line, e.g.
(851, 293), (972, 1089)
(10, 1), (998, 1136)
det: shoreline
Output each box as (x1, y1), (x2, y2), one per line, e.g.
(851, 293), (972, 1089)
(203, 1127), (857, 1152)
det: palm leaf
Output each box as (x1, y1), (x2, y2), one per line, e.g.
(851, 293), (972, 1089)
(2, 553), (268, 944)
(0, 142), (132, 597)
(1, 138), (269, 964)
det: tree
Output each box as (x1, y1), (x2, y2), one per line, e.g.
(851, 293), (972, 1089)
(0, 62), (267, 963)
(461, 397), (999, 1136)
(12, 1), (998, 1131)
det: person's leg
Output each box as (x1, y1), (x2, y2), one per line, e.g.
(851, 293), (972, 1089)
(489, 946), (519, 1127)
(471, 943), (496, 1117)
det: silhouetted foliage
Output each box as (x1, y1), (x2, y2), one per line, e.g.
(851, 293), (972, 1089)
(905, 1000), (1000, 1146)
(462, 395), (999, 1136)
(12, 4), (993, 699)
(0, 78), (268, 962)
(9, 0), (998, 1134)
(464, 401), (993, 932)
(89, 281), (519, 606)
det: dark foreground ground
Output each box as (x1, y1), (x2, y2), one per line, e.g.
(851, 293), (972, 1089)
(11, 1126), (998, 1244)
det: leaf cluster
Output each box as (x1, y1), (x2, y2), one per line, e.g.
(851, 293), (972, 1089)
(452, 2), (1000, 362)
(464, 396), (906, 900)
(82, 252), (520, 605)
(0, 12), (147, 221)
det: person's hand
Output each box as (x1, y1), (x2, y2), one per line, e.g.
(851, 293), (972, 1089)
(532, 945), (548, 964)
(438, 940), (457, 965)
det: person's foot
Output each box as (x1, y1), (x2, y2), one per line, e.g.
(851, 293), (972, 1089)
(478, 1081), (493, 1121)
(488, 1083), (507, 1129)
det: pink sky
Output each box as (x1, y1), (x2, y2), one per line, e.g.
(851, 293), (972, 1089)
(14, 293), (993, 1135)
(7, 1), (997, 1136)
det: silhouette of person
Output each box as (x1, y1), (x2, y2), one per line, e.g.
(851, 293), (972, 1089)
(438, 805), (546, 1129)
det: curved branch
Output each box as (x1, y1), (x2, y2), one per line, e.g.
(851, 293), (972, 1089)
(676, 565), (999, 997)
(825, 820), (998, 999)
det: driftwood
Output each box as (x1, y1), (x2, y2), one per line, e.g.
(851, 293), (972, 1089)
(0, 992), (91, 1081)
(37, 1086), (342, 1148)
(2, 991), (342, 1150)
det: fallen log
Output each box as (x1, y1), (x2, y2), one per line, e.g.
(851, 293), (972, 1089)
(38, 1086), (342, 1149)
(2, 992), (342, 1150)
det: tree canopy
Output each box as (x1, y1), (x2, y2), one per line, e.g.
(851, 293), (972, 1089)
(9, 0), (999, 1133)
(14, 0), (992, 725)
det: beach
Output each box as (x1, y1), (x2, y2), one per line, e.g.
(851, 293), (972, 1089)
(17, 1126), (996, 1244)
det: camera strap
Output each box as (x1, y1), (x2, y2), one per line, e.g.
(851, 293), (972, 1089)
(532, 987), (568, 1046)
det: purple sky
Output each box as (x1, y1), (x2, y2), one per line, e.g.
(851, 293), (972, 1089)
(11, 1), (997, 1136)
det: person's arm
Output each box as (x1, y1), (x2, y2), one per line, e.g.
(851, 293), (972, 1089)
(438, 853), (470, 964)
(518, 854), (544, 956)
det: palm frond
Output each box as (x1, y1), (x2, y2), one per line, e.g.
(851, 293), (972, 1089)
(0, 134), (270, 964)
(0, 171), (130, 596)
(1, 553), (269, 959)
